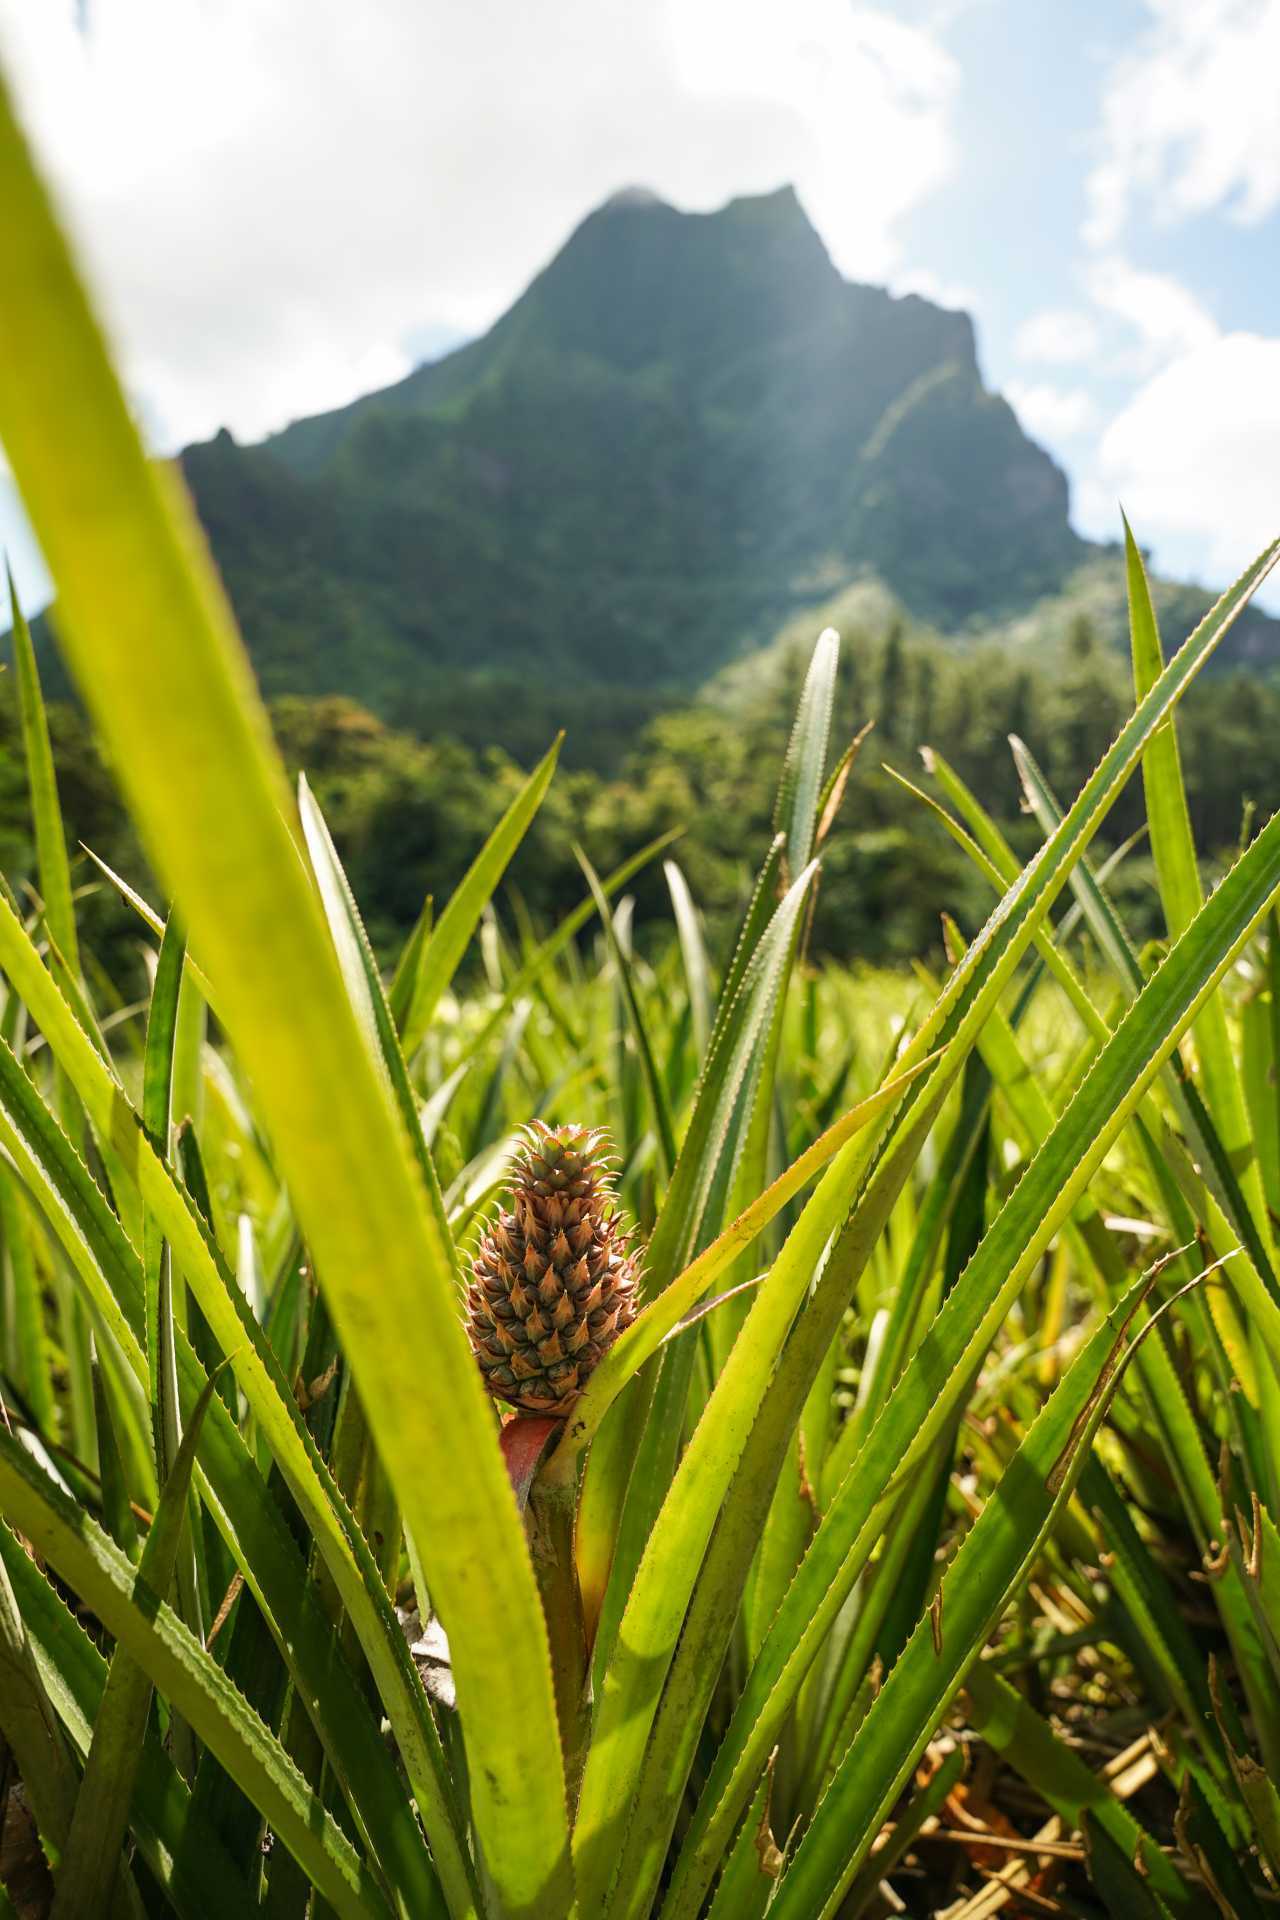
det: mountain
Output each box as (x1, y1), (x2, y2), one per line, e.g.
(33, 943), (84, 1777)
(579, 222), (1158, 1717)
(29, 185), (1279, 761)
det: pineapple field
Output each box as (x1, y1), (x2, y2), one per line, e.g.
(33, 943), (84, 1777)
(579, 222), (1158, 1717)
(6, 66), (1280, 1920)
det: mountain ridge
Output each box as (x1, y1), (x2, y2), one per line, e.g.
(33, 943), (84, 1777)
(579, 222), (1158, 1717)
(24, 183), (1279, 759)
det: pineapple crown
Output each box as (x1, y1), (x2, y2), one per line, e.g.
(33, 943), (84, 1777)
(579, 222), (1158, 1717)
(509, 1120), (616, 1194)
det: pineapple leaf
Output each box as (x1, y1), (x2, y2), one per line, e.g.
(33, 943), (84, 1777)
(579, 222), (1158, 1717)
(2, 1527), (256, 1919)
(400, 731), (562, 1055)
(770, 1265), (1170, 1919)
(660, 790), (1280, 1920)
(0, 1426), (393, 1920)
(773, 626), (839, 878)
(48, 1365), (223, 1920)
(0, 82), (571, 1917)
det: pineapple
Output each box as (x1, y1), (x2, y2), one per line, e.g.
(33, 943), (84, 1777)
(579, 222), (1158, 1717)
(467, 1122), (639, 1416)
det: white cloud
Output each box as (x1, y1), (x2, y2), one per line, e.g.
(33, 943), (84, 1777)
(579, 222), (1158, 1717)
(1013, 309), (1099, 366)
(0, 0), (957, 450)
(1086, 255), (1218, 369)
(1068, 5), (1280, 600)
(1004, 381), (1098, 442)
(1095, 332), (1280, 600)
(1086, 0), (1280, 248)
(671, 4), (957, 286)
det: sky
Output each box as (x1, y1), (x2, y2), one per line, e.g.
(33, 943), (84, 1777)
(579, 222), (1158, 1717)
(1, 0), (1278, 613)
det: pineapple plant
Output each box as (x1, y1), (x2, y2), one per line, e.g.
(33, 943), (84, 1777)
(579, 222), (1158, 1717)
(5, 71), (1280, 1920)
(467, 1123), (638, 1415)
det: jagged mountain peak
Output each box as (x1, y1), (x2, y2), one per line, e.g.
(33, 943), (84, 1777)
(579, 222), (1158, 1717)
(598, 184), (668, 212)
(496, 180), (841, 379)
(588, 179), (811, 229)
(159, 182), (1096, 754)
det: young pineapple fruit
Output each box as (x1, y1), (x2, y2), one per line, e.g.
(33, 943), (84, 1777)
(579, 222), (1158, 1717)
(467, 1122), (638, 1415)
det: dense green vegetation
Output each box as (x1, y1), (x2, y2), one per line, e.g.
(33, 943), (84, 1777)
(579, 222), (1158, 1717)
(8, 523), (1280, 1915)
(19, 595), (1280, 989)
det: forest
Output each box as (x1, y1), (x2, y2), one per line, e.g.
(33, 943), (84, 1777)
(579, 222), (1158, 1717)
(17, 606), (1278, 989)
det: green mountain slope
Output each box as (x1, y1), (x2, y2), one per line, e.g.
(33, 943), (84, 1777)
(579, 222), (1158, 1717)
(24, 184), (1278, 759)
(177, 187), (1090, 739)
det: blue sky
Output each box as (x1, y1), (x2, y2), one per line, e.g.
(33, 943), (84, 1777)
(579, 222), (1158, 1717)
(895, 0), (1280, 600)
(2, 0), (1278, 614)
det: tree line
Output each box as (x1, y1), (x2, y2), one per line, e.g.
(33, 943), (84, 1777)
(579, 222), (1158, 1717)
(5, 613), (1275, 992)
